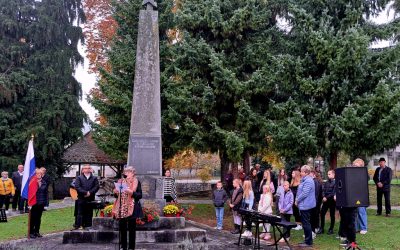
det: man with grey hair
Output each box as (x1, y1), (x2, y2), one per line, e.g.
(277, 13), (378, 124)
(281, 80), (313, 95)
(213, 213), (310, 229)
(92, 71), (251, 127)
(295, 165), (316, 247)
(12, 164), (28, 213)
(73, 164), (99, 230)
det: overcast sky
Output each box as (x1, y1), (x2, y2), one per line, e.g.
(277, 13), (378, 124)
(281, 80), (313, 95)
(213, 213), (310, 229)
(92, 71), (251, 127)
(75, 3), (398, 123)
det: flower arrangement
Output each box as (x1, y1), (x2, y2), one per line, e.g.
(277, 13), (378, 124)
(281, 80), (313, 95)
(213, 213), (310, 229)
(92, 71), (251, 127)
(163, 204), (179, 216)
(164, 202), (194, 218)
(136, 207), (160, 225)
(101, 204), (113, 217)
(177, 204), (194, 218)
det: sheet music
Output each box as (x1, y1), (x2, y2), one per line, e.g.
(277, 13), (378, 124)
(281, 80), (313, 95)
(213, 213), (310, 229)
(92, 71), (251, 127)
(114, 182), (128, 192)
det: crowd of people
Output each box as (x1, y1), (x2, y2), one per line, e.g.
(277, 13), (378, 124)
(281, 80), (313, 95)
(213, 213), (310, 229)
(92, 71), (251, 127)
(213, 158), (393, 248)
(0, 165), (50, 238)
(0, 165), (50, 215)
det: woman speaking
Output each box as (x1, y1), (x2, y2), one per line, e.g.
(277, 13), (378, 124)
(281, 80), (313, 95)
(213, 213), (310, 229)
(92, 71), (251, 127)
(112, 166), (143, 250)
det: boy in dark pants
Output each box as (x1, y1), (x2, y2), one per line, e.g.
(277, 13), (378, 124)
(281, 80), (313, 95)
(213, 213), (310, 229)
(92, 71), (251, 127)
(212, 181), (228, 230)
(318, 170), (336, 235)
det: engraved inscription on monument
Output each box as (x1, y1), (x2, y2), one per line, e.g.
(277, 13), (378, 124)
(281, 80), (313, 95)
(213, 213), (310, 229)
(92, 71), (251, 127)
(129, 136), (161, 175)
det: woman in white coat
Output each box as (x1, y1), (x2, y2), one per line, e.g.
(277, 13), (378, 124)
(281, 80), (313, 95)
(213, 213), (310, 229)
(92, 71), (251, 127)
(258, 184), (273, 241)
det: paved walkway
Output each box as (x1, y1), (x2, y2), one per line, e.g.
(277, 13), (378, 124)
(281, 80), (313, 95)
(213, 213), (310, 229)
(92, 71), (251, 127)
(0, 221), (288, 250)
(6, 198), (75, 218)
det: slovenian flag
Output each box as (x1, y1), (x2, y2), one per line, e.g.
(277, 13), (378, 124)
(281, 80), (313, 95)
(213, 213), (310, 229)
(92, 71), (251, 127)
(21, 139), (37, 206)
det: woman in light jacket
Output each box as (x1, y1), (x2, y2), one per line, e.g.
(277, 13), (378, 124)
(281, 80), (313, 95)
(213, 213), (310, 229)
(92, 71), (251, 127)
(258, 184), (273, 241)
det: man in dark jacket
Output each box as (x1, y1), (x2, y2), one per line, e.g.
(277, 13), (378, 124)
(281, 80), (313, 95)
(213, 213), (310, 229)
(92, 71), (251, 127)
(74, 164), (99, 229)
(12, 164), (28, 213)
(373, 158), (392, 216)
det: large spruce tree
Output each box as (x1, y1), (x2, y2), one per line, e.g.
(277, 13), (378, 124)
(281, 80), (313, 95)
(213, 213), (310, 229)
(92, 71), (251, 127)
(0, 0), (86, 176)
(163, 0), (289, 176)
(267, 0), (400, 168)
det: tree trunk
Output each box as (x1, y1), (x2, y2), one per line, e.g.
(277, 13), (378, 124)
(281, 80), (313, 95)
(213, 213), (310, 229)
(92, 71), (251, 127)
(329, 151), (338, 170)
(242, 150), (251, 174)
(231, 162), (239, 178)
(219, 150), (230, 182)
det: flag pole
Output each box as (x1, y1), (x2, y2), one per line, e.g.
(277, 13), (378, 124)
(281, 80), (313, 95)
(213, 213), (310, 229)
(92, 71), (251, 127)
(27, 134), (34, 239)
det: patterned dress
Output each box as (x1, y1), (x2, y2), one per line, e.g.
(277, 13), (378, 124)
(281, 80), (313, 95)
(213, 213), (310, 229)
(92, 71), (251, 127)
(112, 178), (137, 219)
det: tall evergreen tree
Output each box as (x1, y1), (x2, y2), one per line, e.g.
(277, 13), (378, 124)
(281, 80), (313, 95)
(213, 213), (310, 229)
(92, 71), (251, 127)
(0, 0), (86, 176)
(267, 0), (400, 168)
(163, 0), (288, 176)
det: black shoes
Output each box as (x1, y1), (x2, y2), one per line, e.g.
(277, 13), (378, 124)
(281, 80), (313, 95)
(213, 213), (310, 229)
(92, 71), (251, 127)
(316, 228), (324, 234)
(298, 242), (313, 247)
(230, 224), (240, 234)
(327, 229), (334, 235)
(29, 233), (43, 239)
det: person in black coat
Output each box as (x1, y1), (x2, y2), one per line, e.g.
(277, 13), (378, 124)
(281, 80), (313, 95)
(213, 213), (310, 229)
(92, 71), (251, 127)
(40, 167), (51, 209)
(317, 169), (336, 235)
(74, 164), (100, 229)
(11, 164), (28, 213)
(30, 168), (49, 238)
(310, 170), (323, 234)
(113, 166), (143, 250)
(373, 158), (392, 216)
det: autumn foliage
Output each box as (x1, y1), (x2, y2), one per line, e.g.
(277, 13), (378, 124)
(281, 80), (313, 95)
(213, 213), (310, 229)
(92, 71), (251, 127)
(82, 0), (117, 73)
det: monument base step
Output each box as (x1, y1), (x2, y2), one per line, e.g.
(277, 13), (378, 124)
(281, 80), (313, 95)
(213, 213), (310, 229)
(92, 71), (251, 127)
(92, 217), (185, 231)
(62, 227), (207, 244)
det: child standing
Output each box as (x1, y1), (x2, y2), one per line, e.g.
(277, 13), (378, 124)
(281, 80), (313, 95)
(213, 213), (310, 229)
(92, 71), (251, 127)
(318, 169), (336, 235)
(278, 181), (294, 242)
(258, 184), (273, 241)
(212, 181), (228, 230)
(242, 180), (254, 237)
(229, 178), (243, 234)
(290, 170), (302, 230)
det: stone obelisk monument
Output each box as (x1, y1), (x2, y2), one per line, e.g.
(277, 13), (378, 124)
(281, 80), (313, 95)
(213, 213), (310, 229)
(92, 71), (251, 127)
(127, 0), (165, 212)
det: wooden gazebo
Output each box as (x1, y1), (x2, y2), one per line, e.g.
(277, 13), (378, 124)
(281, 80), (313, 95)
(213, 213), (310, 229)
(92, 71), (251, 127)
(62, 132), (125, 177)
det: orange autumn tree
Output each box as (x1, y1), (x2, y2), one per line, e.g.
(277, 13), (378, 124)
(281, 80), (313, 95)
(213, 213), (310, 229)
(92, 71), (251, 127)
(164, 150), (196, 177)
(82, 0), (117, 74)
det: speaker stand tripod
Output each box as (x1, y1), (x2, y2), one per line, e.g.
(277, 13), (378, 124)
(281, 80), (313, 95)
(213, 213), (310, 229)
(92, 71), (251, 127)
(346, 242), (361, 250)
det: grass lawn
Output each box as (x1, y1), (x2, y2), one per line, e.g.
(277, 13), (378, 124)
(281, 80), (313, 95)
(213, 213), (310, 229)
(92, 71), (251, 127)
(368, 179), (400, 185)
(369, 185), (400, 206)
(0, 207), (75, 242)
(189, 204), (400, 250)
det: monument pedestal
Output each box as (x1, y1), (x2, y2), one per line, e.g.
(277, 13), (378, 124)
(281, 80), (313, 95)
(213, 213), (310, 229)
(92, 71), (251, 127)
(62, 217), (207, 244)
(137, 175), (166, 215)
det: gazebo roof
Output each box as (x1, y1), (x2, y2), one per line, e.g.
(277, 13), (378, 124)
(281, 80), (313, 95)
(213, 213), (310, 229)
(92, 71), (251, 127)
(62, 132), (125, 165)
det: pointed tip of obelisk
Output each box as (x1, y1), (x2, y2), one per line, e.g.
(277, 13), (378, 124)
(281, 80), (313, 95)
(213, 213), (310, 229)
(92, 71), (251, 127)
(142, 0), (157, 10)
